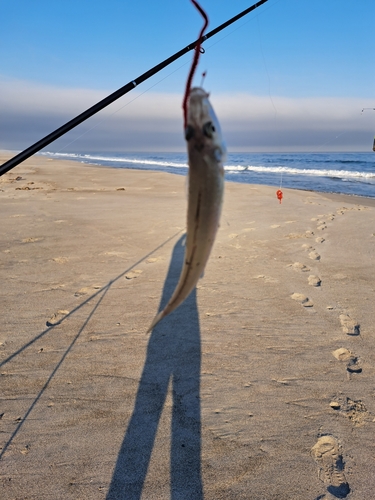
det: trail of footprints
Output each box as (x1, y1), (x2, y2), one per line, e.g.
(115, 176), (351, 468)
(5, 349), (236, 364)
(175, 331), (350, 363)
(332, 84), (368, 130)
(288, 207), (368, 498)
(42, 206), (369, 497)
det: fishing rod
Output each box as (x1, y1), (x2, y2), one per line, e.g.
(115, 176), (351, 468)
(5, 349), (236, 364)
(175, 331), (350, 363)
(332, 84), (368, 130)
(0, 0), (269, 177)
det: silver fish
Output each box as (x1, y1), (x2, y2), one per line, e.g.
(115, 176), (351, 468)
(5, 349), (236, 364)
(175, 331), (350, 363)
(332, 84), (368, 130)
(147, 87), (226, 332)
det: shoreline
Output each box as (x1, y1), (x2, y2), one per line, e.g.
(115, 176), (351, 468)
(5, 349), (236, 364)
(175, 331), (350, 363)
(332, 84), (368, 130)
(1, 152), (375, 498)
(2, 149), (375, 205)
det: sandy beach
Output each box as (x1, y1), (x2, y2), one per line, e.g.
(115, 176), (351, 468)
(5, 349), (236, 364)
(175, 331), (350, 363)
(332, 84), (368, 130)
(1, 151), (375, 499)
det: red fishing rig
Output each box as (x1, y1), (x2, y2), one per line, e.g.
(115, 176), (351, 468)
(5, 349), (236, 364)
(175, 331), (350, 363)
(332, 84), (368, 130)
(276, 189), (283, 204)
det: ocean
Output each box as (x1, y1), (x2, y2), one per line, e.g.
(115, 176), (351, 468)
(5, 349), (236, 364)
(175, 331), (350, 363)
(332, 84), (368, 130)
(41, 151), (375, 199)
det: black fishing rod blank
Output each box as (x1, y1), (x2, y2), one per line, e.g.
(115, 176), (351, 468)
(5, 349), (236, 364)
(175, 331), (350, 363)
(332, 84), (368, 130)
(0, 0), (268, 177)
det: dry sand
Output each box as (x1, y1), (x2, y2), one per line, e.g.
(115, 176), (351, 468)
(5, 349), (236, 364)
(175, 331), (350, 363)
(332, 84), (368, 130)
(1, 152), (375, 499)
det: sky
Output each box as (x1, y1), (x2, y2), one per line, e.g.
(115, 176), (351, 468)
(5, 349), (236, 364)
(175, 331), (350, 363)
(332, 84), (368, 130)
(1, 0), (374, 154)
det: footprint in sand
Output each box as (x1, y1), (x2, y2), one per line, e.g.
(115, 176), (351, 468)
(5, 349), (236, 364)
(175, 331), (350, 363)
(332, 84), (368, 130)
(346, 357), (362, 374)
(102, 251), (127, 258)
(302, 244), (314, 252)
(289, 262), (311, 272)
(74, 285), (101, 297)
(336, 206), (366, 215)
(328, 397), (369, 426)
(46, 309), (69, 327)
(332, 348), (362, 374)
(146, 257), (163, 264)
(343, 398), (368, 425)
(125, 269), (143, 280)
(22, 237), (43, 243)
(254, 274), (279, 283)
(339, 314), (360, 336)
(315, 237), (325, 244)
(309, 250), (321, 261)
(286, 231), (314, 239)
(311, 435), (350, 498)
(336, 207), (349, 215)
(291, 293), (314, 307)
(52, 257), (69, 264)
(308, 275), (321, 287)
(332, 348), (352, 361)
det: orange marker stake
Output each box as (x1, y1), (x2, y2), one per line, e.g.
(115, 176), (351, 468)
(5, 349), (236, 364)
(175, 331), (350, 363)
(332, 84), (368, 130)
(276, 189), (283, 204)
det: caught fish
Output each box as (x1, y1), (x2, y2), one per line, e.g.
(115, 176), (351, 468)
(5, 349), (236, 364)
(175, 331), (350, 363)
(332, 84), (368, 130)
(147, 87), (226, 332)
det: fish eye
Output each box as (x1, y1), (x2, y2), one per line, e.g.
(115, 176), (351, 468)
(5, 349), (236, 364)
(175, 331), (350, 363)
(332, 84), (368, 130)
(203, 121), (216, 138)
(185, 125), (195, 141)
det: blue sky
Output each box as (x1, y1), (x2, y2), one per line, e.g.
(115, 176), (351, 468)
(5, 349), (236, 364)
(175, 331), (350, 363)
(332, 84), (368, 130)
(1, 0), (374, 153)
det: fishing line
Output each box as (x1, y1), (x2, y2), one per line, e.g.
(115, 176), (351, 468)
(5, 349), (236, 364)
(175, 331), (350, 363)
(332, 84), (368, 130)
(51, 57), (196, 156)
(201, 0), (282, 53)
(276, 177), (283, 203)
(308, 107), (375, 152)
(256, 16), (278, 117)
(200, 71), (207, 88)
(255, 11), (282, 202)
(314, 130), (351, 151)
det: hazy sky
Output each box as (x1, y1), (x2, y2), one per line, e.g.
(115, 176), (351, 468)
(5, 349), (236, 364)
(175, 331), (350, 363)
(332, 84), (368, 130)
(1, 0), (374, 153)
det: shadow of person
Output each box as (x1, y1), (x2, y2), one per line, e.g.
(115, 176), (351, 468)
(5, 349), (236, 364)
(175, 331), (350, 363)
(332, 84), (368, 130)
(106, 235), (203, 500)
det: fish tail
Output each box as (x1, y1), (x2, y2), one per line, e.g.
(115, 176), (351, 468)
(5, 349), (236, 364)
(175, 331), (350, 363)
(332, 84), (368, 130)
(146, 309), (166, 334)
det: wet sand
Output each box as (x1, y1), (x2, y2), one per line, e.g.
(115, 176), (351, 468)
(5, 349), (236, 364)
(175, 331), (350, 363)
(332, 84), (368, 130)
(1, 152), (375, 499)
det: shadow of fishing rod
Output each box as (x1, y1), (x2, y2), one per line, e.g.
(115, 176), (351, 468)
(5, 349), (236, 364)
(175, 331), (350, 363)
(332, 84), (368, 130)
(0, 230), (182, 370)
(0, 0), (268, 177)
(0, 230), (183, 461)
(0, 285), (109, 461)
